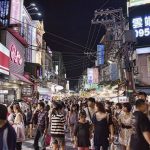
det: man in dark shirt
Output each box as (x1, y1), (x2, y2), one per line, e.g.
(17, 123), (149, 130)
(0, 104), (17, 150)
(130, 99), (150, 150)
(34, 102), (49, 150)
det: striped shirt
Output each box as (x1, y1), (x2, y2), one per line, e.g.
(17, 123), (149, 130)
(50, 113), (65, 136)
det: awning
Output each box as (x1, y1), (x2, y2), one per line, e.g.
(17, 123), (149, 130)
(7, 29), (28, 47)
(10, 73), (33, 85)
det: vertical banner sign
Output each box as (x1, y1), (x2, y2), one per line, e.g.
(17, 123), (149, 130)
(0, 0), (10, 26)
(87, 68), (94, 84)
(93, 68), (99, 83)
(97, 44), (105, 65)
(10, 0), (23, 24)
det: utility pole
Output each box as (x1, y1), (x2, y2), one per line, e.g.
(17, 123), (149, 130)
(92, 8), (136, 99)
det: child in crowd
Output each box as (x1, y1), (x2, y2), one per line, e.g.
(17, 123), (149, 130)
(74, 110), (91, 150)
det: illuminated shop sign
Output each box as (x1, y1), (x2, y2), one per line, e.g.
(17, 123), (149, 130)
(10, 44), (23, 65)
(10, 0), (23, 24)
(0, 43), (10, 75)
(97, 44), (105, 65)
(129, 4), (150, 47)
(129, 0), (150, 7)
(132, 16), (150, 37)
(0, 0), (9, 26)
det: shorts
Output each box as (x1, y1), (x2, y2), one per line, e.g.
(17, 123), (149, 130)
(51, 136), (65, 146)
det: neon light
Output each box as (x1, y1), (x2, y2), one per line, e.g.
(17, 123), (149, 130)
(10, 44), (22, 65)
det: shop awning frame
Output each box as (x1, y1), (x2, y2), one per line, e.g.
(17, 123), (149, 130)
(10, 73), (33, 85)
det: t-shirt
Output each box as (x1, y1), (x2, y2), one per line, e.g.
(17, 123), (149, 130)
(74, 121), (91, 147)
(50, 113), (65, 136)
(130, 111), (150, 150)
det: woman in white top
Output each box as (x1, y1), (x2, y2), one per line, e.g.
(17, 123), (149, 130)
(13, 104), (25, 150)
(8, 105), (15, 125)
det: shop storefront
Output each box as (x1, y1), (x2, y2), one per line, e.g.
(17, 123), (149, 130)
(0, 31), (32, 102)
(0, 43), (10, 103)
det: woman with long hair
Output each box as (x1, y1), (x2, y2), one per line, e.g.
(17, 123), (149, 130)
(68, 104), (78, 143)
(92, 102), (114, 150)
(8, 105), (15, 125)
(13, 104), (25, 150)
(118, 103), (132, 150)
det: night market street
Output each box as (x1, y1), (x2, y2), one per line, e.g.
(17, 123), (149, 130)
(0, 0), (150, 150)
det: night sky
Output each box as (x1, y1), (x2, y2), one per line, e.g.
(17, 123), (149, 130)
(24, 0), (127, 89)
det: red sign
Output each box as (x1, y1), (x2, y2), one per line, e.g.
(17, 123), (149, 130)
(0, 43), (10, 75)
(10, 44), (22, 65)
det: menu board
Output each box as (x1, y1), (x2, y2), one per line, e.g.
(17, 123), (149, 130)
(22, 86), (33, 97)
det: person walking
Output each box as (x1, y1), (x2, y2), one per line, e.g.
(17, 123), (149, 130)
(13, 104), (25, 150)
(50, 101), (65, 150)
(0, 104), (17, 150)
(7, 105), (15, 125)
(26, 108), (33, 138)
(130, 99), (150, 150)
(84, 97), (96, 150)
(74, 110), (91, 150)
(118, 103), (132, 150)
(68, 104), (78, 143)
(34, 102), (49, 150)
(92, 102), (114, 150)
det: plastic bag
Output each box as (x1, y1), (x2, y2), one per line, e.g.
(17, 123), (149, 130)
(39, 135), (45, 148)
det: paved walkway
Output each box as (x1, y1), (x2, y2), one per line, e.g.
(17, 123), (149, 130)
(22, 134), (74, 150)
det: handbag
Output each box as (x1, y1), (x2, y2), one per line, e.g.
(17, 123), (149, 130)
(45, 134), (51, 146)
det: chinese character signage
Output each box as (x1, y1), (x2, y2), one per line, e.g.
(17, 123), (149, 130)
(6, 31), (25, 75)
(10, 0), (24, 24)
(87, 68), (99, 84)
(97, 44), (105, 65)
(10, 44), (23, 65)
(132, 16), (150, 38)
(129, 0), (150, 7)
(129, 4), (150, 47)
(87, 68), (94, 84)
(0, 0), (9, 26)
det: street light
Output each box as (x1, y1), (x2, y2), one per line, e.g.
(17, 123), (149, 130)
(27, 7), (38, 11)
(108, 60), (113, 64)
(26, 3), (36, 9)
(30, 13), (42, 16)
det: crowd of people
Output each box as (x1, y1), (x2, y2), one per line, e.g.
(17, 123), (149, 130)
(0, 92), (150, 150)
